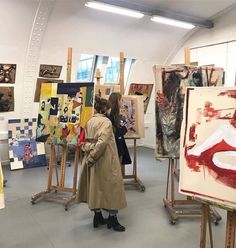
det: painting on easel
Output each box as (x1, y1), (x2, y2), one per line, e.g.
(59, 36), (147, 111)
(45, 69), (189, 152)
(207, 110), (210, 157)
(128, 83), (153, 113)
(36, 82), (94, 145)
(0, 87), (14, 112)
(0, 64), (16, 84)
(39, 64), (62, 78)
(0, 163), (4, 209)
(95, 84), (120, 99)
(153, 65), (224, 159)
(8, 118), (47, 170)
(120, 95), (144, 138)
(179, 87), (236, 209)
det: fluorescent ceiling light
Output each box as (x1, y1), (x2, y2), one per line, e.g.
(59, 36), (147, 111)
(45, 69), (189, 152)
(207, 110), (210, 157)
(151, 16), (195, 29)
(85, 1), (144, 19)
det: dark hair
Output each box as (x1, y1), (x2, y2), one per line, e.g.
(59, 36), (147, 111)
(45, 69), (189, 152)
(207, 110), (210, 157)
(94, 96), (110, 114)
(108, 92), (122, 129)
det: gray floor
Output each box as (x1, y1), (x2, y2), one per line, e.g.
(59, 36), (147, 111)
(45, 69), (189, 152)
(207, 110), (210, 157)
(0, 147), (227, 248)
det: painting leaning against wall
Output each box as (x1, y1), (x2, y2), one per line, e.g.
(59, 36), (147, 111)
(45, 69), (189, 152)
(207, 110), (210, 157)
(0, 87), (14, 112)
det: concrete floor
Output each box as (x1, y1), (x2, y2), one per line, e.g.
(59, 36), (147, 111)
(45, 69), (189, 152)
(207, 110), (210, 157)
(0, 147), (227, 248)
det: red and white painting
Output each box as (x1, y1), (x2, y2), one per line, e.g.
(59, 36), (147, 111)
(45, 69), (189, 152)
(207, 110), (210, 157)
(179, 87), (236, 209)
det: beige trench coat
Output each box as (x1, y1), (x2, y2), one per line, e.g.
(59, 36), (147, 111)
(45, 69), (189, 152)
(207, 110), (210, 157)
(77, 113), (127, 210)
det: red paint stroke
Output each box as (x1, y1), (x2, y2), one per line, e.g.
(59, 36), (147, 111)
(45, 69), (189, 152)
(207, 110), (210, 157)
(185, 140), (236, 189)
(203, 101), (220, 121)
(218, 90), (236, 99)
(189, 124), (196, 142)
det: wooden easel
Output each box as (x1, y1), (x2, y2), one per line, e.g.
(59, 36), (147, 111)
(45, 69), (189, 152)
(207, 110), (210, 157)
(31, 48), (79, 210)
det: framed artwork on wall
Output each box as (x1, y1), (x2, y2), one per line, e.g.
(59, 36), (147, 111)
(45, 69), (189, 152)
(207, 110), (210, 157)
(39, 64), (62, 78)
(179, 87), (236, 209)
(0, 87), (14, 112)
(0, 64), (16, 84)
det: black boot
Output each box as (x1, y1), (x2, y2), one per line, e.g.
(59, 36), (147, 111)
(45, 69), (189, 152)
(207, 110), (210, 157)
(93, 211), (106, 228)
(107, 215), (125, 232)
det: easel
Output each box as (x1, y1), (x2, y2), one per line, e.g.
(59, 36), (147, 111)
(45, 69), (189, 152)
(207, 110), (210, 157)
(31, 48), (79, 210)
(200, 202), (236, 248)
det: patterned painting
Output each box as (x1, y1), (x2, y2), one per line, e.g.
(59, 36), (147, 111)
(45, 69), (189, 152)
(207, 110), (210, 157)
(0, 64), (16, 84)
(0, 87), (14, 112)
(34, 78), (63, 102)
(153, 65), (224, 159)
(36, 82), (94, 145)
(128, 83), (153, 113)
(39, 64), (62, 78)
(8, 118), (47, 170)
(179, 87), (236, 209)
(120, 95), (144, 138)
(0, 163), (4, 209)
(95, 84), (120, 99)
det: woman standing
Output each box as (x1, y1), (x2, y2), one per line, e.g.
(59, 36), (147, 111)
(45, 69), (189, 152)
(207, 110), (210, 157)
(77, 96), (126, 232)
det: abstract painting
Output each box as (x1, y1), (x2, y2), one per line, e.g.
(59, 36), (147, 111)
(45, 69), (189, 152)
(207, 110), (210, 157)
(0, 64), (16, 84)
(36, 82), (94, 145)
(8, 118), (47, 170)
(0, 87), (14, 112)
(39, 64), (62, 78)
(179, 87), (236, 209)
(0, 163), (4, 209)
(153, 65), (224, 159)
(120, 95), (144, 138)
(95, 84), (120, 99)
(34, 78), (63, 102)
(128, 83), (153, 113)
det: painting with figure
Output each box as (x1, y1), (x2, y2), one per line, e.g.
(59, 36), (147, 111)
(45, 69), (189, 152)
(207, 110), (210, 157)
(34, 78), (63, 102)
(36, 82), (94, 145)
(0, 163), (4, 209)
(39, 64), (62, 78)
(0, 64), (16, 84)
(120, 95), (144, 138)
(8, 118), (47, 170)
(128, 83), (153, 113)
(153, 65), (224, 159)
(179, 87), (236, 209)
(0, 87), (14, 112)
(95, 84), (120, 99)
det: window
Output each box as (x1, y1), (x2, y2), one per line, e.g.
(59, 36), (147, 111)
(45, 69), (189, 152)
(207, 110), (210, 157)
(77, 54), (95, 81)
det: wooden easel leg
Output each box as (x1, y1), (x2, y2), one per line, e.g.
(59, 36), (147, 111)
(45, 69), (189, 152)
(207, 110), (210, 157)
(165, 159), (171, 199)
(225, 211), (236, 248)
(200, 204), (208, 248)
(59, 146), (68, 189)
(133, 139), (137, 180)
(170, 159), (175, 206)
(72, 149), (79, 194)
(47, 144), (54, 191)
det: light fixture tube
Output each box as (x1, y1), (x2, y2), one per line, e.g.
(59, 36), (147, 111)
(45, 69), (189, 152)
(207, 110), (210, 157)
(151, 16), (195, 29)
(85, 1), (144, 19)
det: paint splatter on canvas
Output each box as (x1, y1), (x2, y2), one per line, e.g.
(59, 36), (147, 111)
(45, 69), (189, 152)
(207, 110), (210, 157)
(0, 64), (16, 84)
(0, 87), (14, 112)
(39, 64), (62, 78)
(36, 82), (94, 145)
(128, 83), (153, 113)
(8, 118), (47, 170)
(179, 87), (236, 209)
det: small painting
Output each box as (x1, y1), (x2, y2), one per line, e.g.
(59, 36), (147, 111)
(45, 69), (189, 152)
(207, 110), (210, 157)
(95, 84), (120, 99)
(0, 87), (14, 112)
(0, 64), (16, 84)
(39, 64), (62, 78)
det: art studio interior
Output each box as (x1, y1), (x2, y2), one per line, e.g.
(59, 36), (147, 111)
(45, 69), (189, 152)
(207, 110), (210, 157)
(0, 0), (236, 247)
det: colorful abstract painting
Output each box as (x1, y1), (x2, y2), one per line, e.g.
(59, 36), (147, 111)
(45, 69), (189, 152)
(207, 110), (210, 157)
(95, 84), (120, 99)
(8, 118), (47, 170)
(0, 87), (14, 112)
(153, 65), (224, 159)
(34, 78), (63, 102)
(120, 95), (144, 138)
(0, 163), (4, 209)
(36, 82), (94, 145)
(179, 87), (236, 209)
(39, 64), (62, 78)
(0, 64), (16, 84)
(128, 83), (153, 113)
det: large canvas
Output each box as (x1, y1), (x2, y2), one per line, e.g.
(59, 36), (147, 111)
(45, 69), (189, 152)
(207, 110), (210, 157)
(95, 84), (120, 99)
(36, 82), (94, 145)
(179, 87), (236, 209)
(128, 83), (153, 113)
(120, 95), (144, 138)
(8, 118), (47, 170)
(0, 87), (14, 112)
(153, 65), (224, 159)
(39, 64), (62, 78)
(0, 64), (16, 84)
(0, 163), (4, 209)
(34, 78), (63, 102)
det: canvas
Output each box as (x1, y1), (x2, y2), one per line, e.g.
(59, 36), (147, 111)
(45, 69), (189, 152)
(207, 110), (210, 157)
(120, 95), (144, 138)
(0, 64), (16, 84)
(153, 65), (224, 159)
(95, 84), (120, 99)
(128, 83), (153, 113)
(8, 118), (47, 170)
(0, 87), (14, 112)
(179, 87), (236, 209)
(34, 78), (63, 102)
(0, 163), (4, 209)
(39, 64), (62, 78)
(36, 82), (94, 145)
